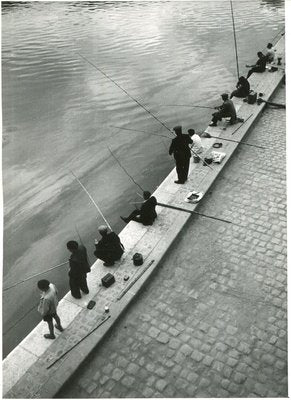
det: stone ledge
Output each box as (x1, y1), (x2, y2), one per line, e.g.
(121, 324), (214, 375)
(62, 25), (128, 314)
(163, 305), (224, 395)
(2, 36), (285, 398)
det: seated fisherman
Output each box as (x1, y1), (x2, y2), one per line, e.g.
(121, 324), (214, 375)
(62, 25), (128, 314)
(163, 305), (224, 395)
(188, 129), (204, 158)
(94, 225), (124, 266)
(265, 43), (276, 63)
(246, 52), (267, 79)
(121, 191), (157, 226)
(230, 76), (250, 99)
(209, 93), (237, 127)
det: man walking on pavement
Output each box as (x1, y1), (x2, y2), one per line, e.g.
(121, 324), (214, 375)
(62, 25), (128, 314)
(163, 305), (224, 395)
(66, 240), (91, 299)
(169, 125), (193, 184)
(37, 279), (64, 339)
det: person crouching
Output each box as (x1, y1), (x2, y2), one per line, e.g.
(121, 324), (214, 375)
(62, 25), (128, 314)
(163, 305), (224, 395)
(94, 226), (124, 267)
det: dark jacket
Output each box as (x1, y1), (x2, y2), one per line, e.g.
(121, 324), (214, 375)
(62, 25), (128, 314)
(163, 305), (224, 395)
(69, 245), (91, 278)
(140, 196), (157, 225)
(95, 232), (124, 261)
(169, 135), (193, 159)
(256, 56), (267, 71)
(220, 99), (237, 119)
(236, 78), (250, 96)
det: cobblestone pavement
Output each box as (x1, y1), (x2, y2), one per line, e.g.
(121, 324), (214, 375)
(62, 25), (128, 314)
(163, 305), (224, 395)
(58, 86), (287, 398)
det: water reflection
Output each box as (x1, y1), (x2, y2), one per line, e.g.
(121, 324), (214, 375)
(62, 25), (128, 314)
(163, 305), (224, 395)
(260, 0), (284, 9)
(2, 0), (284, 357)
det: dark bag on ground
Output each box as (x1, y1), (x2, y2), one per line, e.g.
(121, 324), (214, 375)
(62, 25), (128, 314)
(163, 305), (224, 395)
(132, 253), (143, 266)
(101, 273), (115, 288)
(203, 157), (213, 166)
(247, 91), (257, 104)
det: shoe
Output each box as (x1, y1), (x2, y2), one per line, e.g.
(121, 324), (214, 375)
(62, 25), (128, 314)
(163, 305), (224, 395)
(209, 122), (217, 127)
(120, 216), (129, 223)
(72, 294), (81, 299)
(103, 262), (114, 267)
(44, 334), (55, 339)
(55, 324), (64, 332)
(174, 180), (184, 184)
(81, 289), (89, 294)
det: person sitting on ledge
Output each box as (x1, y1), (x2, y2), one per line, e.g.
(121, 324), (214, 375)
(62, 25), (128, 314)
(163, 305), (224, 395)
(37, 279), (64, 339)
(121, 191), (157, 226)
(246, 51), (267, 79)
(209, 93), (237, 127)
(94, 225), (124, 266)
(188, 129), (204, 159)
(265, 43), (276, 63)
(230, 76), (250, 99)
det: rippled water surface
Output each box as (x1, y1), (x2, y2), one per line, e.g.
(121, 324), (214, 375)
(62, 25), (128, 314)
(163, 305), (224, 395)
(2, 0), (284, 356)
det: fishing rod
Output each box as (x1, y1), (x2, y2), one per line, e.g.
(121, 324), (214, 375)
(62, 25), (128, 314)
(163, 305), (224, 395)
(157, 202), (233, 224)
(205, 134), (265, 149)
(111, 125), (213, 170)
(77, 52), (172, 134)
(77, 53), (213, 170)
(162, 104), (216, 110)
(107, 146), (145, 193)
(70, 169), (112, 230)
(3, 261), (68, 292)
(257, 98), (285, 109)
(230, 0), (240, 80)
(3, 302), (39, 336)
(231, 113), (253, 135)
(110, 125), (172, 139)
(75, 224), (83, 244)
(47, 314), (111, 369)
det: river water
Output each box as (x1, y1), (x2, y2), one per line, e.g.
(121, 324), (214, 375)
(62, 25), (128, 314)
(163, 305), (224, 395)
(2, 0), (284, 357)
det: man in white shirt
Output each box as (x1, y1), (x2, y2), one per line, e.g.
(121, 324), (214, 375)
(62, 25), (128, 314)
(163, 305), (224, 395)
(37, 279), (63, 339)
(266, 43), (276, 63)
(188, 128), (204, 160)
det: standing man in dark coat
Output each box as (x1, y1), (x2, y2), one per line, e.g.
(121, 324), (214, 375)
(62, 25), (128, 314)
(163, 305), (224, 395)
(169, 125), (193, 184)
(66, 240), (91, 299)
(94, 226), (124, 266)
(120, 191), (157, 225)
(209, 93), (237, 127)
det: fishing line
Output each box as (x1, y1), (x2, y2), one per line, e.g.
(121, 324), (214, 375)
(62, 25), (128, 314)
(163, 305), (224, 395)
(77, 53), (213, 169)
(77, 52), (173, 134)
(110, 125), (172, 139)
(3, 261), (68, 292)
(207, 134), (266, 149)
(107, 146), (145, 193)
(3, 302), (40, 336)
(112, 124), (213, 170)
(70, 169), (113, 230)
(162, 104), (216, 110)
(230, 0), (240, 80)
